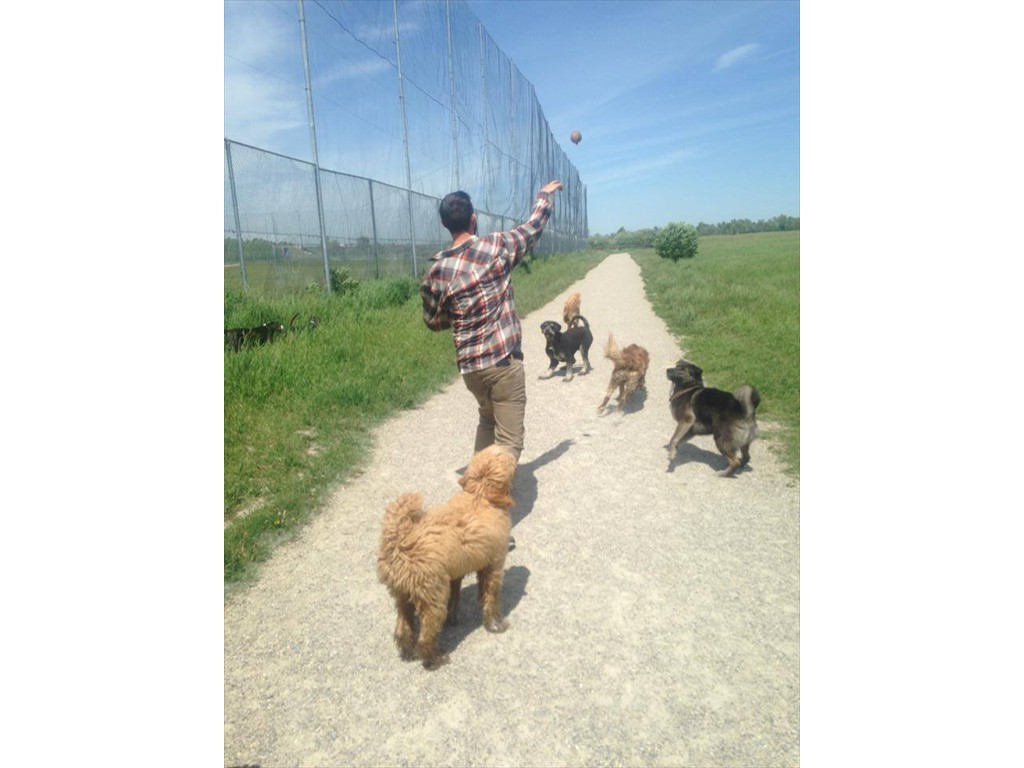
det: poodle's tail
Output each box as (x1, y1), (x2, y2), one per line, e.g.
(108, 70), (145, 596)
(377, 492), (425, 585)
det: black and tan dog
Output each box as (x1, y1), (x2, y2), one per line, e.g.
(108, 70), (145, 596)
(539, 316), (593, 381)
(665, 358), (760, 477)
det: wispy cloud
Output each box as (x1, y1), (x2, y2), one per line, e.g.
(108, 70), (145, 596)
(713, 43), (759, 72)
(585, 146), (698, 186)
(315, 57), (393, 88)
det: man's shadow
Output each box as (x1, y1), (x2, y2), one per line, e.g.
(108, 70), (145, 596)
(440, 564), (530, 653)
(510, 438), (574, 526)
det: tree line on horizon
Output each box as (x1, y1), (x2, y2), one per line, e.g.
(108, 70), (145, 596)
(588, 214), (799, 249)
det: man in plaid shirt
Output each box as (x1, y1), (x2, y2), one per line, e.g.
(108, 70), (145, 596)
(421, 180), (564, 465)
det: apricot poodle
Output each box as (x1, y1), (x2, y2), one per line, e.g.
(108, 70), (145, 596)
(377, 445), (516, 669)
(563, 291), (582, 329)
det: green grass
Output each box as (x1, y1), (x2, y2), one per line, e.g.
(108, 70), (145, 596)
(632, 231), (800, 475)
(224, 250), (607, 583)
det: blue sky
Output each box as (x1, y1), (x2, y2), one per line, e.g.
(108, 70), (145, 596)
(465, 0), (799, 234)
(224, 0), (798, 237)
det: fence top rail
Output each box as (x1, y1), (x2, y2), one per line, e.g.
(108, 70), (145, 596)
(225, 138), (565, 229)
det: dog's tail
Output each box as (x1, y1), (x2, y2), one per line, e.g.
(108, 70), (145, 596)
(288, 312), (300, 332)
(377, 492), (425, 585)
(733, 385), (761, 420)
(574, 314), (590, 329)
(604, 332), (622, 362)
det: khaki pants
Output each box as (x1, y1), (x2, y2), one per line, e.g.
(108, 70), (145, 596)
(462, 359), (526, 463)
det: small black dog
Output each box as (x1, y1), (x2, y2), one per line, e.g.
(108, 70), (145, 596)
(246, 321), (286, 345)
(224, 321), (286, 352)
(539, 316), (593, 381)
(665, 359), (760, 477)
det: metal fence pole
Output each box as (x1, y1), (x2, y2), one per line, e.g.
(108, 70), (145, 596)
(393, 0), (418, 277)
(224, 139), (248, 292)
(479, 23), (491, 210)
(368, 179), (380, 279)
(298, 0), (333, 292)
(445, 0), (460, 190)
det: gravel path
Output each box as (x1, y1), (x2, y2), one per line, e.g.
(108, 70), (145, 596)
(224, 252), (800, 768)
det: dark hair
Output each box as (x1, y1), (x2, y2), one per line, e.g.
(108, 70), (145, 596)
(439, 191), (474, 234)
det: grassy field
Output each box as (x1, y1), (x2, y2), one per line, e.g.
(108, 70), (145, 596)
(632, 231), (800, 474)
(224, 233), (799, 583)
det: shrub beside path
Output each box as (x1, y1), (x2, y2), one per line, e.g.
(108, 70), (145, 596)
(224, 252), (800, 767)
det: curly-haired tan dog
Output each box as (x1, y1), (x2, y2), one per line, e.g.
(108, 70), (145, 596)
(598, 332), (650, 412)
(563, 292), (582, 329)
(377, 445), (516, 669)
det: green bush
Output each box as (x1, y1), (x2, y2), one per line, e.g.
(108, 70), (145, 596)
(329, 267), (359, 295)
(655, 222), (698, 261)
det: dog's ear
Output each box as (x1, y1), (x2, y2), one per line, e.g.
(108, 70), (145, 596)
(484, 453), (517, 508)
(462, 449), (516, 508)
(486, 486), (515, 509)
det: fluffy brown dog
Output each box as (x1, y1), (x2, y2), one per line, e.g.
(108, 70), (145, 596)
(563, 292), (582, 328)
(377, 445), (516, 669)
(598, 333), (650, 412)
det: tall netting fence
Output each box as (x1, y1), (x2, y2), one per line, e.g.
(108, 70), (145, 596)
(225, 0), (588, 294)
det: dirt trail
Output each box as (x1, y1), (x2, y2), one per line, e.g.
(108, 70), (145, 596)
(224, 252), (800, 767)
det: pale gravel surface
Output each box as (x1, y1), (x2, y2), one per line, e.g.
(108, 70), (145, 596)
(224, 252), (800, 768)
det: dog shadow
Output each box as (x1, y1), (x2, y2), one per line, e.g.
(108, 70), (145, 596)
(544, 363), (592, 381)
(666, 442), (752, 476)
(510, 438), (575, 526)
(621, 386), (648, 413)
(597, 385), (648, 416)
(441, 564), (531, 652)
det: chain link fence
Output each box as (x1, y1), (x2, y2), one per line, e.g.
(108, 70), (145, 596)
(225, 0), (588, 294)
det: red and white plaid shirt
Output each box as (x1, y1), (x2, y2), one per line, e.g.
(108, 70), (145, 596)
(420, 192), (554, 373)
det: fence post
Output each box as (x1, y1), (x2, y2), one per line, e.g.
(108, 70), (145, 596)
(393, 0), (418, 277)
(479, 22), (491, 211)
(224, 139), (248, 292)
(368, 179), (380, 279)
(445, 0), (460, 190)
(298, 0), (333, 292)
